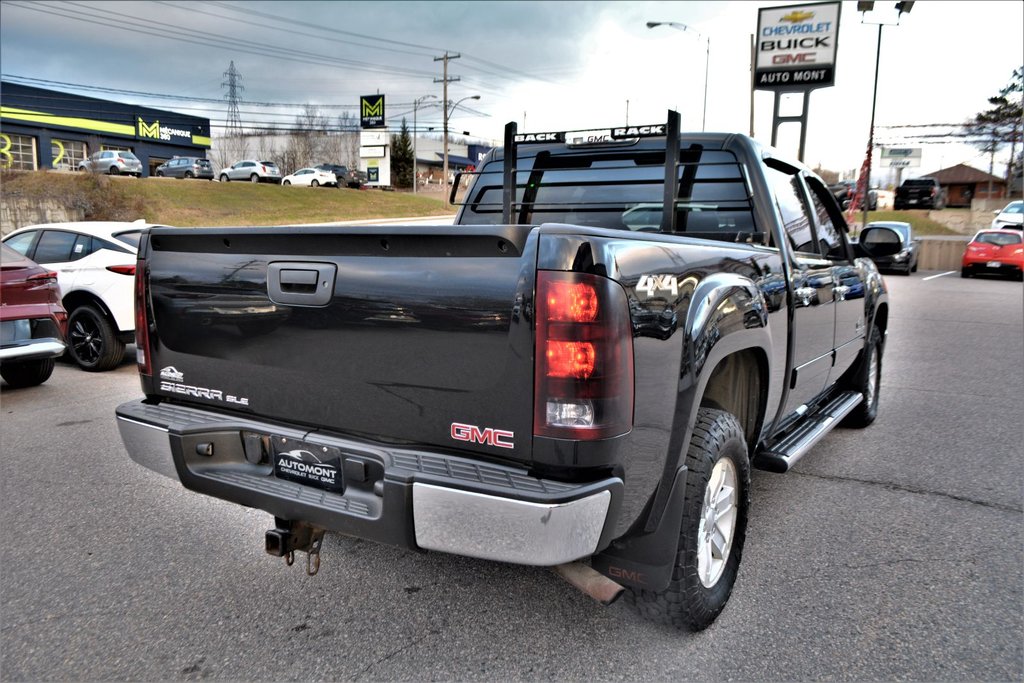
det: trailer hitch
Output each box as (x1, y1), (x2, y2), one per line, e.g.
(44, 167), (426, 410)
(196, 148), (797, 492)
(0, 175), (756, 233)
(265, 518), (326, 576)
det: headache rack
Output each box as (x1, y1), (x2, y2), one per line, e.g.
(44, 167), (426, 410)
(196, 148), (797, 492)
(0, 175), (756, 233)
(452, 110), (761, 243)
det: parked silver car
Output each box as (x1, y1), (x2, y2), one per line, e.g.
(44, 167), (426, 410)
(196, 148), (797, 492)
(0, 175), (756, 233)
(155, 156), (214, 180)
(218, 160), (282, 184)
(78, 150), (143, 177)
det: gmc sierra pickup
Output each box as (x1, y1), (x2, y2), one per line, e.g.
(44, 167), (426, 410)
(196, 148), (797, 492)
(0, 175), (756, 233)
(117, 111), (898, 631)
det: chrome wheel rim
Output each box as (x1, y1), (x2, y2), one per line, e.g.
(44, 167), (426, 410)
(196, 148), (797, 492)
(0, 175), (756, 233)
(70, 314), (102, 365)
(697, 457), (738, 588)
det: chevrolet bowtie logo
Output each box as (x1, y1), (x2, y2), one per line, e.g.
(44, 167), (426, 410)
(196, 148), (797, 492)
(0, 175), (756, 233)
(781, 10), (815, 23)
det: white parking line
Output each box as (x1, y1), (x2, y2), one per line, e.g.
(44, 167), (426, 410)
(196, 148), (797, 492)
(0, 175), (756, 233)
(922, 271), (957, 281)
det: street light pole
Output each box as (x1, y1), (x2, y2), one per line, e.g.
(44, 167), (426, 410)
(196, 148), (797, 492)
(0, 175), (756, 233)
(856, 1), (913, 229)
(647, 21), (709, 131)
(412, 94), (436, 194)
(443, 94), (480, 205)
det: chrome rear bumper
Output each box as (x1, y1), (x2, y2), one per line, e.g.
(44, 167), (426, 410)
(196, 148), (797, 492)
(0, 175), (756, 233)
(116, 399), (621, 566)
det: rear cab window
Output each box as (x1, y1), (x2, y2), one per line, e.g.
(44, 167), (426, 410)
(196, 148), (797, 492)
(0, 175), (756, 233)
(461, 146), (762, 244)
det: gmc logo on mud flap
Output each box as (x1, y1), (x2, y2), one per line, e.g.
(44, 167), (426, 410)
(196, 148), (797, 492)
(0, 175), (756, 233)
(608, 566), (647, 585)
(450, 422), (515, 449)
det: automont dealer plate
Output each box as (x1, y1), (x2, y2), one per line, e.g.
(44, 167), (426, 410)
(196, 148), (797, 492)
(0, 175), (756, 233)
(271, 436), (344, 493)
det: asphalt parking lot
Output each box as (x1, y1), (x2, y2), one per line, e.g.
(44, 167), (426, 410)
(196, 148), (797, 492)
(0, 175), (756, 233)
(1, 271), (1021, 681)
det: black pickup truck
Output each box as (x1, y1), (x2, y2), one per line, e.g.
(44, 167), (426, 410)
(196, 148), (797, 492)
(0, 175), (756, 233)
(894, 176), (945, 210)
(117, 112), (898, 631)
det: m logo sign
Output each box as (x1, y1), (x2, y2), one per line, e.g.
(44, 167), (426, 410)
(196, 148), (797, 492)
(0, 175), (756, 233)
(360, 94), (385, 129)
(137, 118), (160, 139)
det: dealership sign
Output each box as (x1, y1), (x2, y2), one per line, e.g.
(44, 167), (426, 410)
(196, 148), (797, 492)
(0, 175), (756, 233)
(755, 2), (841, 90)
(360, 94), (385, 129)
(880, 147), (922, 168)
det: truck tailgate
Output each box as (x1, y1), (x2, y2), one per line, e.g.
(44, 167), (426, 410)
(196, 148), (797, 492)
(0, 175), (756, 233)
(144, 225), (536, 463)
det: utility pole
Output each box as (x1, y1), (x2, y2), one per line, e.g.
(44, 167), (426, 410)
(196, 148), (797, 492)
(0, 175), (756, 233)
(433, 51), (460, 206)
(412, 95), (436, 194)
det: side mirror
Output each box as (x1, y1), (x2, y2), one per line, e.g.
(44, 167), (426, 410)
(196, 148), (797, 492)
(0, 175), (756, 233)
(858, 226), (903, 257)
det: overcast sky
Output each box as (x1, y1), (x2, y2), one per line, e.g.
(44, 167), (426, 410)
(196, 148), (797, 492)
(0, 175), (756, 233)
(1, 0), (1022, 180)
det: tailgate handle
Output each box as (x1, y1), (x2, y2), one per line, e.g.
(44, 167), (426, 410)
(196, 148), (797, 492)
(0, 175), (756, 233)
(268, 262), (336, 307)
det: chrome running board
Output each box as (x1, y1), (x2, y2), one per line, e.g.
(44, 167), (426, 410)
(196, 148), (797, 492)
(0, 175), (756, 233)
(755, 391), (863, 473)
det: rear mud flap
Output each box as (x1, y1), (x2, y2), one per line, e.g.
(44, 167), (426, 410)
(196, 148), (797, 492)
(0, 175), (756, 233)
(590, 466), (687, 592)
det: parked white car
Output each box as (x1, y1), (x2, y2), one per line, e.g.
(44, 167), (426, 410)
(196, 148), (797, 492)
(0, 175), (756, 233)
(991, 200), (1024, 230)
(281, 167), (337, 187)
(218, 160), (282, 184)
(2, 221), (156, 371)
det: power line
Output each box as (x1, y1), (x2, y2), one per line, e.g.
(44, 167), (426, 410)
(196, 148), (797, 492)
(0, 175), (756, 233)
(5, 1), (441, 80)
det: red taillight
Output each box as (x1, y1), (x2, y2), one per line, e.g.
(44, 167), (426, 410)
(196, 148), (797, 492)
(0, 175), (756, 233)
(534, 271), (634, 440)
(546, 341), (596, 379)
(106, 265), (136, 276)
(27, 270), (58, 284)
(134, 257), (151, 377)
(546, 281), (599, 322)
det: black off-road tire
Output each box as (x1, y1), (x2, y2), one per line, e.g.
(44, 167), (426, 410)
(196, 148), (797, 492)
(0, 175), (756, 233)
(67, 305), (124, 372)
(842, 326), (882, 427)
(1, 358), (56, 388)
(625, 408), (750, 631)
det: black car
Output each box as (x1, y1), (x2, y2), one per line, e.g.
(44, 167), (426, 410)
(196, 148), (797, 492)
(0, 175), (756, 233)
(155, 157), (215, 180)
(829, 180), (878, 211)
(315, 164), (365, 189)
(859, 221), (918, 275)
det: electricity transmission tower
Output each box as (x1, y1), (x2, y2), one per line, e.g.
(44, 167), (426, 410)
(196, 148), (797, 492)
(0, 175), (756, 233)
(222, 61), (244, 136)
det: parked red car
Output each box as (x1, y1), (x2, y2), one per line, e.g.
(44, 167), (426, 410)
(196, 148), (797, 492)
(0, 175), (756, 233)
(961, 230), (1024, 280)
(0, 244), (68, 387)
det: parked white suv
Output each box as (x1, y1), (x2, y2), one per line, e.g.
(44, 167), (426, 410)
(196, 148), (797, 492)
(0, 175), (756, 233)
(2, 221), (156, 371)
(218, 160), (282, 184)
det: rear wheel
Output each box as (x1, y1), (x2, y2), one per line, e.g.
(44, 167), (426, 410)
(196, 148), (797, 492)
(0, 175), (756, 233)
(626, 408), (750, 631)
(67, 305), (124, 372)
(250, 174), (259, 183)
(1, 358), (56, 388)
(108, 166), (120, 175)
(961, 267), (971, 278)
(311, 179), (319, 187)
(185, 171), (194, 178)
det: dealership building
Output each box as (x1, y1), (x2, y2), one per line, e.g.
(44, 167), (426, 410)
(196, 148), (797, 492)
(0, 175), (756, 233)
(0, 81), (211, 176)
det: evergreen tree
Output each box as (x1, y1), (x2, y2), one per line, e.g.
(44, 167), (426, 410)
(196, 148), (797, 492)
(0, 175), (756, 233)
(962, 67), (1023, 194)
(390, 117), (414, 189)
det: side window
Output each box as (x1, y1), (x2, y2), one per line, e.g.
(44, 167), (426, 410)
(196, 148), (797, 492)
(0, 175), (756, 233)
(804, 177), (847, 259)
(4, 231), (39, 257)
(71, 234), (93, 261)
(764, 166), (815, 253)
(33, 230), (77, 263)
